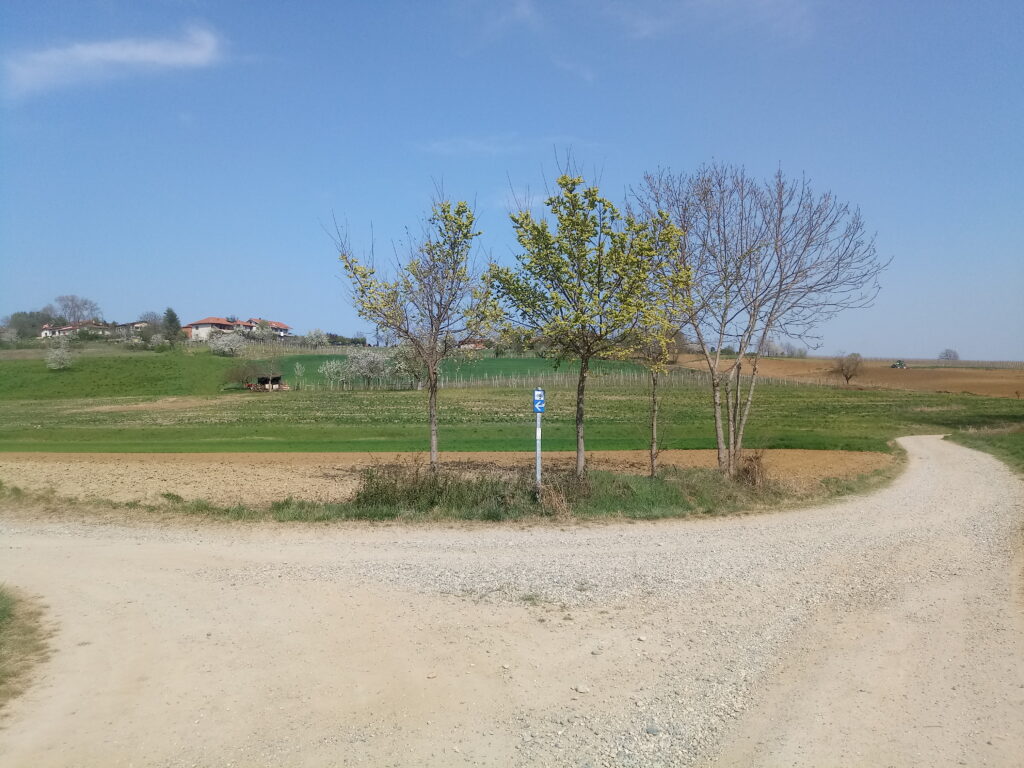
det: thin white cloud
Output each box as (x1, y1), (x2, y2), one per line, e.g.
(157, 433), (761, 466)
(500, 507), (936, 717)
(500, 0), (542, 27)
(456, 0), (541, 31)
(420, 133), (604, 157)
(447, 0), (542, 53)
(601, 0), (813, 41)
(4, 25), (222, 98)
(421, 133), (530, 156)
(553, 56), (595, 83)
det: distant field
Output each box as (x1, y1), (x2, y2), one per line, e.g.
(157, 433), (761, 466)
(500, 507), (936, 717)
(1, 349), (1022, 458)
(676, 355), (1024, 398)
(0, 349), (237, 400)
(279, 353), (642, 390)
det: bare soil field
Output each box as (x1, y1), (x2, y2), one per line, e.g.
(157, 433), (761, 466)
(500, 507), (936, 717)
(0, 436), (1021, 767)
(677, 355), (1024, 398)
(0, 449), (894, 507)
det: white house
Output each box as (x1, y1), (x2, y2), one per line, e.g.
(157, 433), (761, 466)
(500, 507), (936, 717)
(183, 316), (292, 340)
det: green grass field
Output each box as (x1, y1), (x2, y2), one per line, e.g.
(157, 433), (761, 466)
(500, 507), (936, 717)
(2, 349), (1023, 454)
(1, 348), (1022, 457)
(279, 352), (642, 389)
(0, 348), (237, 399)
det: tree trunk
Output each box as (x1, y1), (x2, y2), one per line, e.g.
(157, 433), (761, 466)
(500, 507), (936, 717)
(649, 369), (659, 478)
(711, 377), (727, 472)
(734, 358), (761, 467)
(575, 357), (590, 479)
(729, 360), (742, 476)
(427, 366), (439, 470)
(723, 368), (738, 476)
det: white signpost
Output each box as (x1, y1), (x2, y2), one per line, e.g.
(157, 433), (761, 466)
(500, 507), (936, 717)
(533, 388), (545, 493)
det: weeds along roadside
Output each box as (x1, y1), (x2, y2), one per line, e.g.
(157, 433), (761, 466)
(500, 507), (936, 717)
(0, 454), (903, 524)
(0, 585), (49, 714)
(945, 424), (1024, 474)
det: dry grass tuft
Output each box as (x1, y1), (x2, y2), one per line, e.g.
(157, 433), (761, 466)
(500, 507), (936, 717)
(738, 450), (770, 488)
(0, 587), (50, 717)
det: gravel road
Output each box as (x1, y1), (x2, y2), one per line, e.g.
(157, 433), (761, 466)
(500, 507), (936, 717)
(1, 435), (1021, 767)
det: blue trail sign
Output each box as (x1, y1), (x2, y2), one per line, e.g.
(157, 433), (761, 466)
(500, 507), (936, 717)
(533, 388), (545, 492)
(533, 388), (546, 413)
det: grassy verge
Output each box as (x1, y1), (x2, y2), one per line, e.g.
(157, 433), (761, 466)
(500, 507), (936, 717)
(0, 454), (902, 524)
(946, 425), (1024, 473)
(0, 586), (48, 714)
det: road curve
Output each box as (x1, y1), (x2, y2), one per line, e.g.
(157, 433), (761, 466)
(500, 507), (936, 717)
(1, 435), (1022, 767)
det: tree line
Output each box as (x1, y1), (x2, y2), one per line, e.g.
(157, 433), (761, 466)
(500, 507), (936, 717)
(336, 161), (889, 481)
(0, 296), (186, 345)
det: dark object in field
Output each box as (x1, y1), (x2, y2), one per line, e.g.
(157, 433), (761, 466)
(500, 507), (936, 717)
(891, 360), (907, 369)
(246, 375), (289, 392)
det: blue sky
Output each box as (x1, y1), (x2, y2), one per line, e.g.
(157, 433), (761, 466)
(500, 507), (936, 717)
(2, 0), (1022, 359)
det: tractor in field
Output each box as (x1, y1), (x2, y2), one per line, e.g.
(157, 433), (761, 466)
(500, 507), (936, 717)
(891, 360), (907, 369)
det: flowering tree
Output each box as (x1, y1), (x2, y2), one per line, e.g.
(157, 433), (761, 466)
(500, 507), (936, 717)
(305, 328), (329, 348)
(208, 332), (246, 357)
(342, 346), (393, 386)
(46, 338), (73, 370)
(317, 358), (347, 388)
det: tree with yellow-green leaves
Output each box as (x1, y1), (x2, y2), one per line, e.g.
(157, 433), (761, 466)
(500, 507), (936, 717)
(336, 199), (496, 469)
(491, 175), (686, 479)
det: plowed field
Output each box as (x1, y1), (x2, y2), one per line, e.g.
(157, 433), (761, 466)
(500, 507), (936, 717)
(0, 449), (893, 507)
(676, 356), (1024, 398)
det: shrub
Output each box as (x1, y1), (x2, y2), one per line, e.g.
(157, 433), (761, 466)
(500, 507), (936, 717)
(737, 450), (768, 487)
(45, 338), (73, 370)
(317, 358), (347, 386)
(351, 462), (536, 520)
(305, 329), (328, 348)
(344, 346), (393, 383)
(208, 333), (246, 357)
(832, 352), (863, 384)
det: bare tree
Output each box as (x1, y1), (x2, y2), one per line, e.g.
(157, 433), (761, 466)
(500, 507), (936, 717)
(336, 199), (495, 469)
(938, 348), (960, 361)
(832, 352), (863, 384)
(637, 163), (888, 476)
(138, 311), (162, 343)
(55, 295), (101, 325)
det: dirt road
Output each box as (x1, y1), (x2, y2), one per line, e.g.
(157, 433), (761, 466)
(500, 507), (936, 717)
(1, 436), (1022, 767)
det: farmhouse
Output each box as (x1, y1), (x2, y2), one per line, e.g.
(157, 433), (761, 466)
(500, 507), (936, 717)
(115, 320), (151, 335)
(40, 322), (111, 338)
(183, 316), (292, 340)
